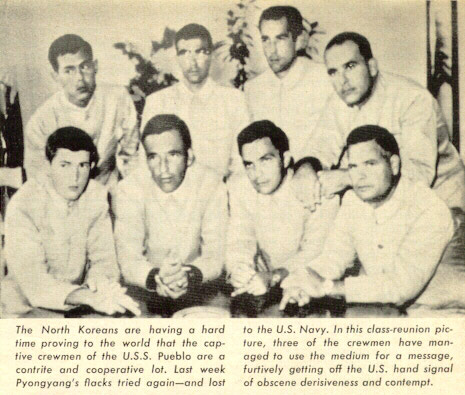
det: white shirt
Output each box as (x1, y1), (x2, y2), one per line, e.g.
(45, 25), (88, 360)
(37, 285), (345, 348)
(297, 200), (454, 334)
(142, 78), (250, 176)
(25, 83), (139, 186)
(306, 72), (465, 209)
(2, 178), (119, 315)
(226, 173), (339, 276)
(113, 163), (227, 288)
(245, 57), (332, 161)
(308, 178), (454, 306)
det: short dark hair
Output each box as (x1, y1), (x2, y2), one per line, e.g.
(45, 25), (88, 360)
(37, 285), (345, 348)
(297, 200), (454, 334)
(259, 6), (303, 41)
(325, 32), (373, 62)
(48, 34), (93, 72)
(142, 114), (192, 151)
(346, 125), (399, 157)
(237, 120), (289, 156)
(175, 24), (213, 52)
(46, 127), (99, 165)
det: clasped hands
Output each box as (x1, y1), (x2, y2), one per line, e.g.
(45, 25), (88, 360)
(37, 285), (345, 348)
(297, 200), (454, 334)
(279, 268), (327, 310)
(154, 251), (191, 299)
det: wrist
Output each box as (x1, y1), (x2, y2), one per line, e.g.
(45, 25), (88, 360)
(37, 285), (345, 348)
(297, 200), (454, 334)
(146, 268), (160, 291)
(270, 268), (289, 287)
(186, 265), (203, 288)
(326, 280), (345, 298)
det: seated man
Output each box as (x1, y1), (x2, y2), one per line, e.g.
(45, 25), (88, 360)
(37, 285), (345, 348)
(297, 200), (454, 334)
(2, 127), (140, 317)
(281, 125), (454, 312)
(114, 114), (227, 317)
(227, 120), (338, 316)
(25, 34), (139, 187)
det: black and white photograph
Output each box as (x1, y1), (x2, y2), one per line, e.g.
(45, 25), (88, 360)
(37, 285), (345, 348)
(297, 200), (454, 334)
(1, 0), (464, 321)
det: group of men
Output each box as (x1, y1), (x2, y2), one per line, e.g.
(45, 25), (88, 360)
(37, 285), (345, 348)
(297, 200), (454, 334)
(1, 5), (464, 317)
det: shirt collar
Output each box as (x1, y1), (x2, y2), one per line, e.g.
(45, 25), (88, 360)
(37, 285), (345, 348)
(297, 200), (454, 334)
(372, 177), (406, 224)
(266, 57), (307, 90)
(177, 77), (215, 104)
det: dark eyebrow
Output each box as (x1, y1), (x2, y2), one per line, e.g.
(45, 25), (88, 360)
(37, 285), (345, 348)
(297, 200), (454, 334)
(260, 153), (276, 160)
(343, 60), (357, 67)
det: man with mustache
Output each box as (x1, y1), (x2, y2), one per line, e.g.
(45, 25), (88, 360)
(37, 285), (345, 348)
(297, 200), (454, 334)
(114, 114), (227, 316)
(281, 125), (455, 312)
(25, 34), (139, 187)
(304, 32), (465, 211)
(142, 24), (250, 177)
(227, 120), (338, 316)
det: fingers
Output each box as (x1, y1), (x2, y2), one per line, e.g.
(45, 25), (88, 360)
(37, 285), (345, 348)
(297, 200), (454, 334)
(279, 290), (296, 310)
(231, 287), (248, 297)
(161, 269), (188, 288)
(115, 294), (141, 316)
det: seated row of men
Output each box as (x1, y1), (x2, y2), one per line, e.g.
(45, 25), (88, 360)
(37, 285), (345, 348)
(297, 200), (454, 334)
(1, 116), (455, 317)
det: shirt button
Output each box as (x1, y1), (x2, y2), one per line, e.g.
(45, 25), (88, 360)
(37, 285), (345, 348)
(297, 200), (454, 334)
(378, 244), (384, 249)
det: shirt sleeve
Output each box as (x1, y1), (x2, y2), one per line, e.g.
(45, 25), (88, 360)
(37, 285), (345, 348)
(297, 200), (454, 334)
(303, 97), (346, 169)
(24, 111), (50, 181)
(84, 197), (121, 284)
(115, 88), (140, 174)
(284, 197), (340, 274)
(113, 178), (154, 288)
(225, 179), (257, 276)
(344, 202), (454, 305)
(4, 198), (80, 311)
(188, 183), (228, 281)
(396, 91), (440, 187)
(226, 90), (251, 176)
(307, 195), (358, 279)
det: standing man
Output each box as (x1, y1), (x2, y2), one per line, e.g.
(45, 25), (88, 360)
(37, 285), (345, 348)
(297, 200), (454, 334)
(25, 34), (139, 187)
(305, 32), (465, 210)
(227, 120), (338, 314)
(114, 114), (227, 316)
(245, 6), (332, 161)
(2, 127), (140, 317)
(281, 126), (455, 311)
(142, 24), (250, 177)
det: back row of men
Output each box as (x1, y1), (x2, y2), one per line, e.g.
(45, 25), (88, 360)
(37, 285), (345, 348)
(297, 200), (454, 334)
(2, 5), (464, 316)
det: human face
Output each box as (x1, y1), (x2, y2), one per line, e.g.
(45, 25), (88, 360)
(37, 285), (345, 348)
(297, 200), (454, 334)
(54, 50), (97, 107)
(144, 129), (193, 193)
(50, 148), (91, 201)
(260, 17), (297, 78)
(325, 40), (377, 106)
(241, 137), (289, 195)
(176, 38), (211, 87)
(348, 140), (399, 206)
